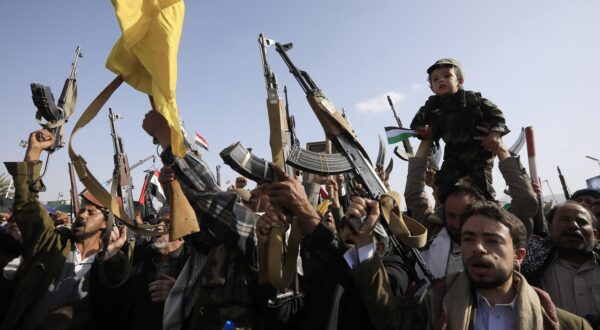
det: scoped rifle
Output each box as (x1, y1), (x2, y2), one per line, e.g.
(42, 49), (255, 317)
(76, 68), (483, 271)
(274, 41), (436, 291)
(31, 46), (82, 153)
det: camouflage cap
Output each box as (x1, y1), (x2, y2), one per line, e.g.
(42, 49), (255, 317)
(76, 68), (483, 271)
(427, 58), (464, 75)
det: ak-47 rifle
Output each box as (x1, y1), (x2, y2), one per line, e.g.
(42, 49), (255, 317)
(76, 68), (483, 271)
(274, 41), (436, 292)
(220, 34), (302, 290)
(68, 162), (80, 218)
(31, 46), (82, 153)
(557, 166), (571, 200)
(108, 108), (136, 220)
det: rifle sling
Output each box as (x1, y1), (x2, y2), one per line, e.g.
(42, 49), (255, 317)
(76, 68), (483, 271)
(68, 75), (164, 237)
(267, 215), (303, 290)
(378, 191), (426, 249)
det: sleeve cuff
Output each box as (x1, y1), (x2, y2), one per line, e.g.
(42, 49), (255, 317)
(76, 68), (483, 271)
(343, 242), (375, 270)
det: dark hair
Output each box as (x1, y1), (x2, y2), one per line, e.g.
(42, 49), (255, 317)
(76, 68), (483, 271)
(547, 201), (598, 230)
(460, 201), (528, 249)
(443, 185), (487, 205)
(570, 188), (600, 201)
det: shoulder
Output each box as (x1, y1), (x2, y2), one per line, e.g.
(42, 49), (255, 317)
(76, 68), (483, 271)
(556, 308), (593, 330)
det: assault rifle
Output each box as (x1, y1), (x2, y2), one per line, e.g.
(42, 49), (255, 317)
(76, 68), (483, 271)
(31, 46), (82, 153)
(108, 108), (136, 220)
(274, 41), (436, 291)
(221, 34), (303, 290)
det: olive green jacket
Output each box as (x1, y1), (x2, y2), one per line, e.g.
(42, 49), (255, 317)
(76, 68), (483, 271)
(1, 161), (75, 329)
(1, 161), (131, 330)
(349, 256), (591, 330)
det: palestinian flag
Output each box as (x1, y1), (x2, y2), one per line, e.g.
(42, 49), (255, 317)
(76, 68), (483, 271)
(385, 126), (419, 144)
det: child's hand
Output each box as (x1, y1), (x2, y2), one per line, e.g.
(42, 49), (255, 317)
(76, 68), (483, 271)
(416, 125), (432, 140)
(474, 126), (501, 152)
(481, 131), (501, 152)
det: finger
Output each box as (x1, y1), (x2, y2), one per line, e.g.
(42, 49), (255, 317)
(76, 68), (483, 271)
(475, 125), (490, 133)
(365, 199), (381, 218)
(271, 165), (290, 181)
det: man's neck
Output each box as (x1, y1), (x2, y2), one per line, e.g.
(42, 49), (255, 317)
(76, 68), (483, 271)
(475, 274), (517, 306)
(76, 236), (102, 259)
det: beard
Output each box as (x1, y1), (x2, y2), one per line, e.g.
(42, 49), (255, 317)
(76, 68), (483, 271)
(466, 265), (512, 290)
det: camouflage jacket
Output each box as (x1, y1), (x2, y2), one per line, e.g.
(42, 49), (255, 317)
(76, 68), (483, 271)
(410, 89), (509, 148)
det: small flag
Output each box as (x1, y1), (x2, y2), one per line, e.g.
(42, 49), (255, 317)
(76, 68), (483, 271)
(385, 126), (419, 144)
(139, 170), (166, 214)
(320, 185), (329, 200)
(194, 131), (209, 151)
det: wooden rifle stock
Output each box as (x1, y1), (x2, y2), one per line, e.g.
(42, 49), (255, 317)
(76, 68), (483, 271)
(148, 96), (199, 241)
(165, 179), (199, 241)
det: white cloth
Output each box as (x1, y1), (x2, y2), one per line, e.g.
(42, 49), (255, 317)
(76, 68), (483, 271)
(417, 227), (453, 281)
(343, 243), (375, 269)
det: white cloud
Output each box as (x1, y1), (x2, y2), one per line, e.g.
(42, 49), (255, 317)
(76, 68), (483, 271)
(355, 91), (406, 114)
(411, 84), (425, 92)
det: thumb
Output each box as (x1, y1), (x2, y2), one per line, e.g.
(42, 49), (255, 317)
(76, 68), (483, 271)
(271, 165), (289, 181)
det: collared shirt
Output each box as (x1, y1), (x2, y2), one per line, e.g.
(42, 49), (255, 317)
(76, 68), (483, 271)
(474, 292), (517, 330)
(540, 255), (600, 317)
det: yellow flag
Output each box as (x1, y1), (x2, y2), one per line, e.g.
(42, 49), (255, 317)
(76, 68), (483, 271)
(106, 0), (186, 157)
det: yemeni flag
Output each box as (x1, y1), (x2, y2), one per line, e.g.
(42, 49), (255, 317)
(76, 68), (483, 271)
(138, 170), (166, 214)
(194, 131), (209, 151)
(385, 126), (419, 144)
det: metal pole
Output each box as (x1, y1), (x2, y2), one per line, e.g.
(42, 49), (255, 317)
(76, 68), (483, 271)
(543, 180), (557, 204)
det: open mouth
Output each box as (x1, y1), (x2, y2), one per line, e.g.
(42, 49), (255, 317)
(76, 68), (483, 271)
(468, 259), (493, 274)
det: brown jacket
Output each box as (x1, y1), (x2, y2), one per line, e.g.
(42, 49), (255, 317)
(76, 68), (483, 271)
(349, 256), (591, 330)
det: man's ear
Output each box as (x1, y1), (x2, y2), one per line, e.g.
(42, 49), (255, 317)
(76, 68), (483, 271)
(458, 78), (465, 88)
(514, 247), (526, 266)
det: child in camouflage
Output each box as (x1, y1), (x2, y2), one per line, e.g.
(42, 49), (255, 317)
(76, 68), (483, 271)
(410, 58), (509, 203)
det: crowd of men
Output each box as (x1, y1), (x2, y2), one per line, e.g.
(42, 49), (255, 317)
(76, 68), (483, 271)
(0, 109), (599, 330)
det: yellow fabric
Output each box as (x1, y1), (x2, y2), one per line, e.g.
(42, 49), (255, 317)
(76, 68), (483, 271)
(106, 0), (186, 157)
(316, 199), (331, 217)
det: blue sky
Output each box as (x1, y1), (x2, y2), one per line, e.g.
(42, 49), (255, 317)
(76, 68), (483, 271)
(1, 1), (599, 204)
